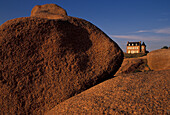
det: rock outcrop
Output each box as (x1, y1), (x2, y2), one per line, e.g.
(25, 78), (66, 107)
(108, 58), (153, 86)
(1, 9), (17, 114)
(116, 56), (150, 75)
(0, 4), (123, 114)
(147, 49), (170, 70)
(46, 70), (170, 115)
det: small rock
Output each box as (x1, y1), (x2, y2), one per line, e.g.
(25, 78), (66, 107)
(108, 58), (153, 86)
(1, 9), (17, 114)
(31, 4), (67, 19)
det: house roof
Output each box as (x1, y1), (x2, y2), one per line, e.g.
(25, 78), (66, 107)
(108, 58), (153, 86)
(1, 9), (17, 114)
(142, 42), (146, 46)
(127, 41), (141, 46)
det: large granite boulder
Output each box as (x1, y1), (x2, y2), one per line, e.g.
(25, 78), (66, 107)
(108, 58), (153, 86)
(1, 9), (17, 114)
(46, 70), (170, 114)
(147, 49), (170, 70)
(0, 4), (123, 114)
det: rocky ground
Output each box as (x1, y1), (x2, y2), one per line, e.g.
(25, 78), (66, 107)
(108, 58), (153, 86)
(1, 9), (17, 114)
(47, 69), (170, 115)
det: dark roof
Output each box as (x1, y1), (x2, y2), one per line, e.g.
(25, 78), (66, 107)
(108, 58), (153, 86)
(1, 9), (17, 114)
(127, 42), (141, 46)
(141, 42), (146, 46)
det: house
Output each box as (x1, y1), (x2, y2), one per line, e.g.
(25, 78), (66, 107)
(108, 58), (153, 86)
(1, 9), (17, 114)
(126, 41), (146, 54)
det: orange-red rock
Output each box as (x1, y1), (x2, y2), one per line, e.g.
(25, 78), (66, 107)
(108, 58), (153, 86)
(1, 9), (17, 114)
(147, 49), (170, 70)
(31, 4), (67, 19)
(46, 70), (170, 115)
(0, 4), (123, 114)
(116, 56), (149, 75)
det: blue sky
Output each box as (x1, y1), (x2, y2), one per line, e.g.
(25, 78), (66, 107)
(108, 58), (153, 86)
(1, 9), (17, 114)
(0, 0), (170, 52)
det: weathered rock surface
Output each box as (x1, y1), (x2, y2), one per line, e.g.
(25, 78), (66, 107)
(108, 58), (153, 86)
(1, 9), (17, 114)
(116, 56), (150, 75)
(46, 69), (170, 115)
(147, 49), (170, 70)
(31, 4), (67, 19)
(0, 4), (123, 114)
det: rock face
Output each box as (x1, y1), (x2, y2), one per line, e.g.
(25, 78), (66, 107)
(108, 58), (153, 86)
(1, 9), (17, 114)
(0, 4), (123, 114)
(147, 49), (170, 70)
(116, 56), (149, 75)
(31, 4), (67, 19)
(46, 70), (170, 115)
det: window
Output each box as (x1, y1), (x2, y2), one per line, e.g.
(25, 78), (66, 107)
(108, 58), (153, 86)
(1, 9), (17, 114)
(130, 50), (138, 54)
(128, 47), (133, 49)
(134, 47), (138, 49)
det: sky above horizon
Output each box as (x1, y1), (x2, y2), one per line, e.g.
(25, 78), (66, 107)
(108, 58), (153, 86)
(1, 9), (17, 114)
(0, 0), (170, 52)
